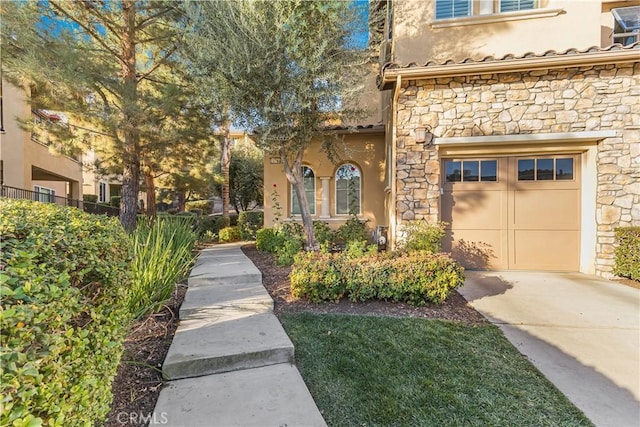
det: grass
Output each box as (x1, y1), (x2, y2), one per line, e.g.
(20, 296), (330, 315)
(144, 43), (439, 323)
(280, 313), (593, 427)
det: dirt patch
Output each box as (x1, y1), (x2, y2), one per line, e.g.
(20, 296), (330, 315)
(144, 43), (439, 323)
(241, 244), (487, 326)
(104, 284), (186, 427)
(612, 277), (640, 289)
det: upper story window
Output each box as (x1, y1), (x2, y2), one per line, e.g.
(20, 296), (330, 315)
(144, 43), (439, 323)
(500, 0), (535, 13)
(435, 0), (537, 20)
(612, 6), (640, 46)
(291, 166), (316, 216)
(436, 0), (471, 19)
(336, 163), (361, 215)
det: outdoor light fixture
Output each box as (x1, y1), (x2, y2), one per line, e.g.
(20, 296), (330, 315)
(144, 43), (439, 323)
(415, 126), (434, 145)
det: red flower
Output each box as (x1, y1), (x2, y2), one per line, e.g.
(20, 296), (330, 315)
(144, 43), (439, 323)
(350, 166), (356, 172)
(273, 184), (277, 188)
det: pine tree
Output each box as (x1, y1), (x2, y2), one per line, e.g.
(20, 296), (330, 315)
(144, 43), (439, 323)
(1, 0), (187, 231)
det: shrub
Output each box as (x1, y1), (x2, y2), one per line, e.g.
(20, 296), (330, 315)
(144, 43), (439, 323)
(83, 194), (98, 203)
(110, 195), (121, 207)
(313, 221), (334, 247)
(399, 220), (447, 253)
(129, 217), (196, 319)
(189, 208), (204, 216)
(256, 227), (285, 253)
(280, 221), (305, 241)
(291, 250), (464, 306)
(614, 227), (640, 281)
(238, 211), (264, 240)
(197, 215), (219, 239)
(291, 252), (346, 302)
(275, 237), (303, 266)
(219, 226), (242, 243)
(0, 199), (132, 425)
(186, 200), (213, 214)
(335, 215), (369, 245)
(216, 216), (231, 231)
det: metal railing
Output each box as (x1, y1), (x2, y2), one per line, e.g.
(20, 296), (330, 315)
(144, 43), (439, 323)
(1, 185), (120, 217)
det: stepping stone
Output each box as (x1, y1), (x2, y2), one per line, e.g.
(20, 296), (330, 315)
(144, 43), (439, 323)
(163, 308), (294, 380)
(188, 249), (262, 286)
(179, 281), (273, 319)
(151, 363), (327, 427)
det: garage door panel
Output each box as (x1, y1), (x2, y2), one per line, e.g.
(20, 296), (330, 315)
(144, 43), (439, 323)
(442, 154), (580, 271)
(444, 229), (507, 270)
(511, 230), (580, 271)
(442, 190), (506, 229)
(512, 189), (580, 230)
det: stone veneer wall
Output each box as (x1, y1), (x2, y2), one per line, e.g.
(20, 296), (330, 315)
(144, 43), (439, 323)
(395, 61), (639, 276)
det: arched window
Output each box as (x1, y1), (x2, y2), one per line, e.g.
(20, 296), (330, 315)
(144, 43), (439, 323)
(291, 166), (316, 215)
(335, 163), (361, 215)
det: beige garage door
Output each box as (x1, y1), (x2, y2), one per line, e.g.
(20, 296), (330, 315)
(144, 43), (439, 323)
(441, 155), (580, 271)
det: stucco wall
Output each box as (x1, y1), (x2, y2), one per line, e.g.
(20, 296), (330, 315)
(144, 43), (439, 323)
(263, 133), (387, 230)
(394, 61), (639, 276)
(392, 0), (603, 65)
(0, 80), (83, 198)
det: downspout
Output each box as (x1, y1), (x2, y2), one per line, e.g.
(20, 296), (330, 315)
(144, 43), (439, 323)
(390, 74), (401, 250)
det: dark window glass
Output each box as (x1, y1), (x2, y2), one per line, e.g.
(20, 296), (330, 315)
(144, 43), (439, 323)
(445, 161), (462, 182)
(556, 158), (574, 180)
(463, 161), (479, 182)
(500, 0), (535, 13)
(480, 160), (497, 181)
(518, 159), (535, 181)
(537, 159), (554, 180)
(436, 0), (471, 19)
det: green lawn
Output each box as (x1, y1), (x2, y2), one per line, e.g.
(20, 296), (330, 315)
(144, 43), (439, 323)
(280, 313), (593, 427)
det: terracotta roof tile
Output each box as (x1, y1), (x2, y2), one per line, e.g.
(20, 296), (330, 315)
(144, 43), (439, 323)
(382, 42), (640, 71)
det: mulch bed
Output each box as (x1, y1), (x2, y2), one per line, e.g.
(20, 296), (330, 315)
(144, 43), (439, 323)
(240, 244), (488, 326)
(104, 284), (186, 427)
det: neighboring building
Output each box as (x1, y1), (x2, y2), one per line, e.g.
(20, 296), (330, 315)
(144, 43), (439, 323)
(0, 79), (83, 204)
(263, 0), (640, 277)
(82, 149), (124, 205)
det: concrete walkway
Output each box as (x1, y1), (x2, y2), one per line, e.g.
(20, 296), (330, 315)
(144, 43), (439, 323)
(459, 271), (640, 427)
(151, 243), (326, 427)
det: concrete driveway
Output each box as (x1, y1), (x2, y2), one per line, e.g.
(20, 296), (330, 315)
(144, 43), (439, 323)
(459, 271), (640, 427)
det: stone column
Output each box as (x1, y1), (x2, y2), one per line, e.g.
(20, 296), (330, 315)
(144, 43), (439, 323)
(319, 177), (331, 218)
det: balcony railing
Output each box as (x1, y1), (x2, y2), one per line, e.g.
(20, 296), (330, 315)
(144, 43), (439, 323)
(1, 185), (119, 217)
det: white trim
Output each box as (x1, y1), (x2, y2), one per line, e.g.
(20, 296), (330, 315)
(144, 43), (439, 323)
(435, 130), (618, 147)
(432, 8), (564, 28)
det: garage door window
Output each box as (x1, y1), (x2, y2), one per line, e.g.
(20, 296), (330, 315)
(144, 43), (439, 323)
(518, 157), (574, 181)
(445, 159), (497, 182)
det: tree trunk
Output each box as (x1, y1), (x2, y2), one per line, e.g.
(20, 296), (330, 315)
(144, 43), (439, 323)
(120, 157), (140, 232)
(144, 167), (157, 219)
(119, 0), (140, 232)
(176, 191), (186, 212)
(221, 119), (232, 219)
(282, 149), (317, 251)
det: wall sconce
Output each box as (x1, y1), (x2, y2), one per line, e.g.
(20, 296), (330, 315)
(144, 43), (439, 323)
(415, 126), (434, 145)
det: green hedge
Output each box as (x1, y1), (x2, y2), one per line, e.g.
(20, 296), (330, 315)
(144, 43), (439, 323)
(238, 211), (264, 240)
(614, 227), (640, 281)
(185, 200), (213, 213)
(219, 226), (242, 243)
(0, 199), (133, 426)
(291, 250), (465, 305)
